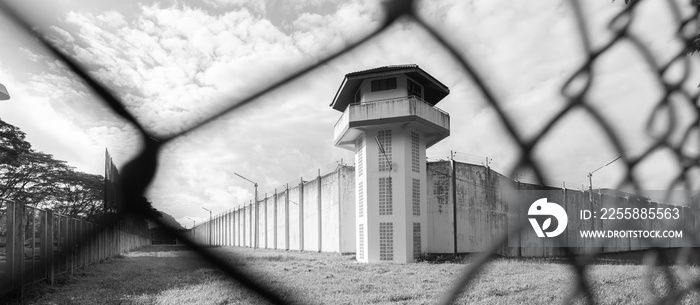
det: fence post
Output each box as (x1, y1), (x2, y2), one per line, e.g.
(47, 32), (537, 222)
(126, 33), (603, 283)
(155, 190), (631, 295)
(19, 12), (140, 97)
(451, 152), (458, 254)
(229, 210), (233, 246)
(88, 222), (93, 265)
(6, 200), (25, 293)
(76, 219), (82, 268)
(285, 184), (290, 251)
(299, 178), (304, 251)
(317, 169), (322, 253)
(235, 208), (238, 246)
(239, 207), (243, 247)
(37, 209), (47, 283)
(68, 219), (74, 273)
(274, 189), (278, 250)
(338, 165), (342, 252)
(46, 209), (54, 284)
(250, 202), (253, 248)
(81, 220), (86, 268)
(264, 194), (268, 249)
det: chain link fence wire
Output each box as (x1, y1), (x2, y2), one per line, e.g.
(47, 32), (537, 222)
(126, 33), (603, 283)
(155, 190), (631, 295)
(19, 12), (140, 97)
(2, 0), (700, 303)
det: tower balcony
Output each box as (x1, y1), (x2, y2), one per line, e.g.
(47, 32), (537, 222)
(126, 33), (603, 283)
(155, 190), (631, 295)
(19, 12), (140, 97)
(333, 96), (450, 150)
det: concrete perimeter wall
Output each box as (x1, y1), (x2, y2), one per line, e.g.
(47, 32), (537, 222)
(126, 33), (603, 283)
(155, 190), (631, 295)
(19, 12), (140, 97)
(425, 161), (699, 257)
(188, 165), (356, 253)
(188, 161), (697, 257)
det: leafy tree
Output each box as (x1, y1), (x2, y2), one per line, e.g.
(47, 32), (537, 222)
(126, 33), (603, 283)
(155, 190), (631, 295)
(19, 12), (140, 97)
(0, 118), (32, 165)
(51, 170), (105, 220)
(0, 150), (70, 207)
(0, 117), (163, 234)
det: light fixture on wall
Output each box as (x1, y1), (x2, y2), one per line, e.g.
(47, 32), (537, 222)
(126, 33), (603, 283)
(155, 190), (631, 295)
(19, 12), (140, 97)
(375, 135), (392, 171)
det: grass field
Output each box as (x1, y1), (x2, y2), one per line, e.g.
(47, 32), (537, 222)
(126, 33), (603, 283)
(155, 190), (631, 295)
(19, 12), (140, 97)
(15, 246), (700, 304)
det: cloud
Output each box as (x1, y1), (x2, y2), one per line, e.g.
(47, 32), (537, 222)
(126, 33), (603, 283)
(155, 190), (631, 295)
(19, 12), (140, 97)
(0, 61), (141, 176)
(7, 0), (699, 228)
(37, 1), (377, 222)
(203, 0), (266, 14)
(18, 47), (45, 63)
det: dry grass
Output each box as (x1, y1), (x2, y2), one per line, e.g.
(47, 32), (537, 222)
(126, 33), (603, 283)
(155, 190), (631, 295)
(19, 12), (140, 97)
(14, 246), (700, 304)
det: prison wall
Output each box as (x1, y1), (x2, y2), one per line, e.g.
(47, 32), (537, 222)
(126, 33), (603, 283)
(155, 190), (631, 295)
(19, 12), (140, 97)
(425, 161), (698, 257)
(187, 161), (698, 258)
(188, 165), (355, 254)
(425, 161), (454, 253)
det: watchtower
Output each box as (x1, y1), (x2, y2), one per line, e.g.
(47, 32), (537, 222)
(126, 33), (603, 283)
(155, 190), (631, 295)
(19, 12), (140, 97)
(331, 65), (450, 263)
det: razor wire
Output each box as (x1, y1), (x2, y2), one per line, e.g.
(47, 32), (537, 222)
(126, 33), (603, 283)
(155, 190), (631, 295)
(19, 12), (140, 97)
(1, 0), (700, 304)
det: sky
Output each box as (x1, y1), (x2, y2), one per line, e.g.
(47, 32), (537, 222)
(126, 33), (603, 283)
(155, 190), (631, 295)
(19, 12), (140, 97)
(0, 0), (699, 228)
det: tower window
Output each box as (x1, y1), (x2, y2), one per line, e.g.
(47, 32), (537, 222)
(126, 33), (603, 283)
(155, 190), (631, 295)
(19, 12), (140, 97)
(413, 223), (421, 259)
(380, 222), (393, 261)
(408, 79), (422, 99)
(412, 178), (420, 216)
(377, 130), (392, 172)
(379, 177), (392, 215)
(359, 224), (365, 260)
(356, 136), (364, 176)
(411, 132), (420, 173)
(371, 78), (397, 92)
(358, 181), (364, 218)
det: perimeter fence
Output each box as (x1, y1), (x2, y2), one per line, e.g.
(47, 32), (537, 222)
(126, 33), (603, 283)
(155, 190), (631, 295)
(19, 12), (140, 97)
(0, 199), (150, 297)
(1, 0), (700, 304)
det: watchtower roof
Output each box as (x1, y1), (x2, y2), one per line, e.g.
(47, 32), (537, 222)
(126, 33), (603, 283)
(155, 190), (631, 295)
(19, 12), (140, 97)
(330, 64), (450, 112)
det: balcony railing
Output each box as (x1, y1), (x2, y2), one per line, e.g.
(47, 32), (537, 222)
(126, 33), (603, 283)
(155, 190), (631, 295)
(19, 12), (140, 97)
(333, 96), (450, 141)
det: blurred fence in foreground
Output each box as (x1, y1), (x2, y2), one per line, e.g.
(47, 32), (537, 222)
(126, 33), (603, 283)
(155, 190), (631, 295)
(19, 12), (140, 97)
(0, 199), (149, 297)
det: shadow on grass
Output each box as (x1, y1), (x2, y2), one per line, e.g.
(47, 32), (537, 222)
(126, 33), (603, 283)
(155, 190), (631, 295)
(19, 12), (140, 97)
(418, 248), (700, 266)
(8, 247), (273, 305)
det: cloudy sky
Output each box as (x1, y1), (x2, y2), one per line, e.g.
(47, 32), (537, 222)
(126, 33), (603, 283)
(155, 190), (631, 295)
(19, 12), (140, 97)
(1, 0), (698, 227)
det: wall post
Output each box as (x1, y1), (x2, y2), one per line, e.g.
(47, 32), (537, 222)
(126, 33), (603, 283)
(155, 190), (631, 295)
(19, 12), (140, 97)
(451, 151), (457, 254)
(299, 178), (304, 251)
(317, 169), (322, 252)
(285, 184), (290, 251)
(274, 189), (278, 250)
(46, 209), (55, 284)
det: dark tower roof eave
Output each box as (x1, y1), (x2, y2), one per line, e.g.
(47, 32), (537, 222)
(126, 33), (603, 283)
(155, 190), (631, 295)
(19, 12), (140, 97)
(330, 64), (449, 112)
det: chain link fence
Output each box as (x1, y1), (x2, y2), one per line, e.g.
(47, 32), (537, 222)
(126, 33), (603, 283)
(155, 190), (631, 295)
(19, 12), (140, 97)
(2, 0), (700, 303)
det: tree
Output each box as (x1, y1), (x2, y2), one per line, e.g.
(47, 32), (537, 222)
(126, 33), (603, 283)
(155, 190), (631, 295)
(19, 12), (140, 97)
(0, 150), (70, 207)
(0, 118), (32, 165)
(0, 117), (165, 231)
(51, 169), (105, 220)
(0, 118), (109, 220)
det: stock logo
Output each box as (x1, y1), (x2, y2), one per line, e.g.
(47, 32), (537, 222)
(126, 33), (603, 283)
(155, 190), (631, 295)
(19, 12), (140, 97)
(528, 198), (568, 238)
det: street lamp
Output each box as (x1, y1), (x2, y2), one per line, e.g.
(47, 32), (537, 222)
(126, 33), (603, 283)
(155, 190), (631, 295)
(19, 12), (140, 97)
(186, 217), (196, 229)
(0, 82), (9, 100)
(234, 172), (258, 249)
(588, 155), (622, 200)
(202, 207), (212, 245)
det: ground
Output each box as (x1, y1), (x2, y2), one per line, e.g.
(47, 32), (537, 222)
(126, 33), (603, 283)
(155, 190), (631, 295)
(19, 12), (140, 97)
(10, 246), (700, 304)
